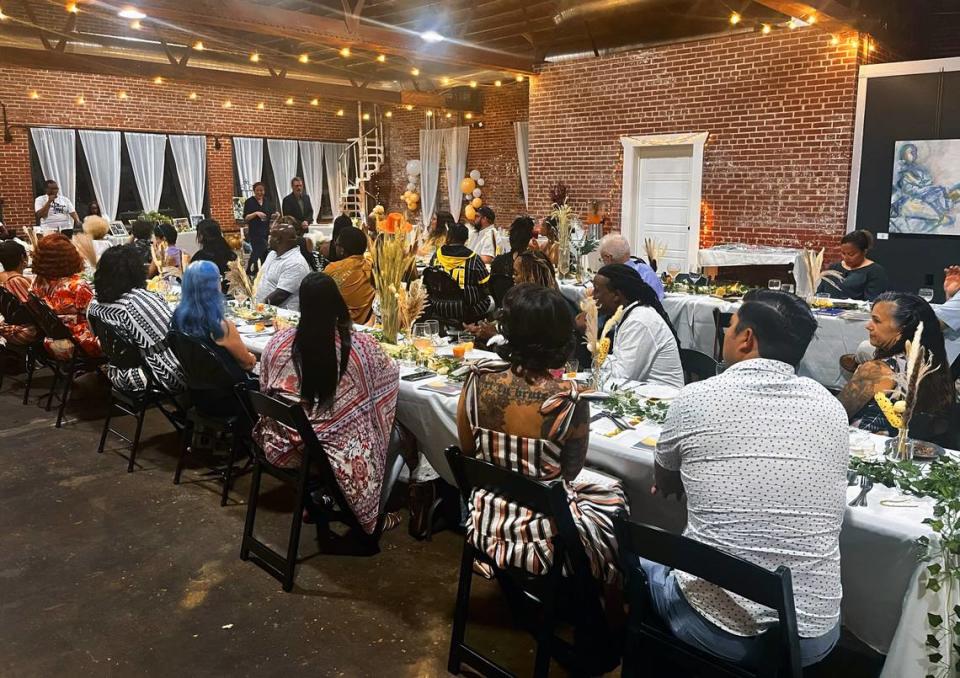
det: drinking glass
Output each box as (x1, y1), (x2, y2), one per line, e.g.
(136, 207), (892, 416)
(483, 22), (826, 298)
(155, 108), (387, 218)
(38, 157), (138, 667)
(412, 323), (432, 352)
(767, 279), (782, 291)
(457, 332), (475, 354)
(425, 319), (440, 341)
(667, 263), (681, 279)
(814, 292), (831, 308)
(564, 360), (579, 378)
(919, 287), (935, 303)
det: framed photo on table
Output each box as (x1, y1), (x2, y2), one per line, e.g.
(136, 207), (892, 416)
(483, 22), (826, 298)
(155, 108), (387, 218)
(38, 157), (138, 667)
(109, 221), (128, 236)
(172, 217), (189, 232)
(188, 214), (204, 228)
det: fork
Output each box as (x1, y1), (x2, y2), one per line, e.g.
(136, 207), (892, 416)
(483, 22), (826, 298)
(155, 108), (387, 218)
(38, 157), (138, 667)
(849, 476), (875, 507)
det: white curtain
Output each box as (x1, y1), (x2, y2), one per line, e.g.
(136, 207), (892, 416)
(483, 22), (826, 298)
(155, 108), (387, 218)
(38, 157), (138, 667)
(79, 130), (121, 222)
(419, 129), (444, 222)
(299, 141), (325, 218)
(323, 142), (348, 216)
(169, 134), (206, 217)
(267, 139), (299, 203)
(233, 137), (263, 198)
(443, 126), (470, 219)
(30, 128), (77, 204)
(125, 132), (166, 213)
(514, 121), (529, 208)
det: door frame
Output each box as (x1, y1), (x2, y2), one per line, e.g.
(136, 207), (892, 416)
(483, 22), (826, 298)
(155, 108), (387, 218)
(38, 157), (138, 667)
(620, 131), (709, 270)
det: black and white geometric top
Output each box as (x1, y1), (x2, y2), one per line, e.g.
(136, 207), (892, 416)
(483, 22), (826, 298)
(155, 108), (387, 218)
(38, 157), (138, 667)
(88, 288), (185, 393)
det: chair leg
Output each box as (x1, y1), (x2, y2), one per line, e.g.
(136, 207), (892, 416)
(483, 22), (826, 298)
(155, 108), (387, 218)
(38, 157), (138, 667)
(97, 400), (114, 454)
(532, 566), (562, 678)
(282, 467), (311, 592)
(220, 433), (242, 507)
(127, 407), (147, 473)
(22, 351), (35, 405)
(55, 363), (76, 428)
(240, 461), (263, 561)
(44, 370), (60, 412)
(447, 540), (477, 676)
(174, 424), (193, 484)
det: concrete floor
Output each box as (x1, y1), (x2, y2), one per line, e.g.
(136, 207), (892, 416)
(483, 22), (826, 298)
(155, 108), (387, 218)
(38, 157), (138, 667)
(0, 368), (885, 677)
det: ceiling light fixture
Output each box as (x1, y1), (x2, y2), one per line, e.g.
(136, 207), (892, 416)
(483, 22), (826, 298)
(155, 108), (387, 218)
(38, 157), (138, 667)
(310, 98), (319, 106)
(339, 47), (351, 57)
(421, 30), (444, 43)
(761, 24), (771, 35)
(249, 52), (260, 63)
(410, 67), (420, 76)
(298, 53), (309, 64)
(118, 7), (146, 19)
(729, 12), (741, 25)
(376, 54), (386, 63)
(192, 40), (204, 50)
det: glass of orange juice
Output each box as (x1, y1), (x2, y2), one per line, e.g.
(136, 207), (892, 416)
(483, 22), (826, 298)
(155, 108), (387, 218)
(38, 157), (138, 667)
(452, 343), (467, 359)
(457, 332), (475, 354)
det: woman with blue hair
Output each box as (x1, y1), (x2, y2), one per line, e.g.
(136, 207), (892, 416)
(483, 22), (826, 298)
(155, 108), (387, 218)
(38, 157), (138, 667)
(172, 260), (257, 389)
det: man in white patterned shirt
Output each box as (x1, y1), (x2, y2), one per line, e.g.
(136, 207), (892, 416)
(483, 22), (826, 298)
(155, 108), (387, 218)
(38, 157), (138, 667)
(649, 289), (849, 669)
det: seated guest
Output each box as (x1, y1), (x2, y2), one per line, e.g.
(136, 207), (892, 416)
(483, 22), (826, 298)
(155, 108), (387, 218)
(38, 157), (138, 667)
(418, 211), (455, 263)
(254, 272), (399, 535)
(534, 215), (561, 268)
(652, 289), (847, 669)
(456, 283), (627, 583)
(279, 215), (319, 272)
(324, 226), (375, 324)
(428, 222), (491, 323)
(171, 261), (257, 413)
(598, 233), (664, 300)
(131, 219), (155, 265)
(467, 206), (498, 265)
(0, 240), (38, 345)
(324, 214), (355, 265)
(31, 233), (101, 359)
(591, 264), (683, 388)
(148, 222), (190, 279)
(935, 264), (960, 366)
(190, 219), (238, 276)
(838, 292), (954, 435)
(488, 216), (535, 307)
(256, 223), (311, 311)
(78, 215), (113, 261)
(818, 229), (889, 301)
(88, 245), (185, 394)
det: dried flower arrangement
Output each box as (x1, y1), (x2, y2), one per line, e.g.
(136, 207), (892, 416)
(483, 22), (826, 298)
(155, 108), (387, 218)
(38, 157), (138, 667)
(372, 212), (418, 344)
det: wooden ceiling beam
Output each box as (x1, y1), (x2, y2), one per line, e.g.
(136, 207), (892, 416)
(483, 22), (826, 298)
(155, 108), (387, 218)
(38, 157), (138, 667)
(0, 45), (465, 108)
(749, 0), (860, 31)
(137, 0), (537, 72)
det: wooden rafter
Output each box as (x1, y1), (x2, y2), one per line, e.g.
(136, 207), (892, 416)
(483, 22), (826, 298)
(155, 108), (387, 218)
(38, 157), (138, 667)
(19, 0), (53, 50)
(750, 0), (860, 31)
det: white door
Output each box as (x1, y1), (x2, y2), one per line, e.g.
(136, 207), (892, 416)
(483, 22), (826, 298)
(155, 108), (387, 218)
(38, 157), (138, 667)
(635, 146), (696, 273)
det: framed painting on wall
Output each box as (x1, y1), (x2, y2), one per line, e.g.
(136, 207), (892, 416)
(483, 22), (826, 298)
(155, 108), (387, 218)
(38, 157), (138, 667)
(890, 139), (960, 236)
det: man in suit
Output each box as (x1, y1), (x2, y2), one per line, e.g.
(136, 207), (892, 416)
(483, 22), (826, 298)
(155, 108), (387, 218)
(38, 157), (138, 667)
(281, 176), (315, 230)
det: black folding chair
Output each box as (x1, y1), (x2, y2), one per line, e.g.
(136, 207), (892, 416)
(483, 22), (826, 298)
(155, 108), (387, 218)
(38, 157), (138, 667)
(167, 330), (254, 506)
(713, 308), (734, 361)
(24, 293), (107, 427)
(444, 446), (620, 678)
(422, 266), (473, 331)
(90, 316), (187, 472)
(680, 348), (718, 385)
(951, 352), (960, 382)
(240, 390), (406, 592)
(614, 514), (803, 678)
(0, 286), (49, 403)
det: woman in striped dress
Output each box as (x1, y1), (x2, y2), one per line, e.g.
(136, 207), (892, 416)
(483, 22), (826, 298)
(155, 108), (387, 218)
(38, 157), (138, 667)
(455, 283), (628, 585)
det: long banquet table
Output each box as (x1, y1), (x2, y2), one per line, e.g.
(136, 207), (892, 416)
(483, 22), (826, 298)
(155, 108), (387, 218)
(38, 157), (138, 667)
(234, 316), (935, 678)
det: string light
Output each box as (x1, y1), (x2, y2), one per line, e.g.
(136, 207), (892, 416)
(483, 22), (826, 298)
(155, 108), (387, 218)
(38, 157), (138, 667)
(285, 96), (294, 105)
(192, 40), (204, 50)
(384, 110), (393, 118)
(761, 24), (771, 35)
(788, 18), (799, 29)
(117, 90), (128, 99)
(298, 53), (309, 64)
(66, 2), (78, 13)
(515, 75), (524, 82)
(339, 47), (351, 57)
(223, 100), (232, 108)
(404, 104), (414, 111)
(729, 12), (741, 26)
(153, 76), (163, 84)
(310, 98), (319, 106)
(807, 13), (817, 25)
(118, 7), (145, 19)
(130, 19), (141, 29)
(869, 42), (876, 53)
(830, 34), (840, 46)
(441, 77), (450, 85)
(494, 80), (502, 87)
(188, 92), (198, 100)
(0, 9), (7, 20)
(425, 109), (433, 117)
(464, 112), (473, 120)
(362, 112), (370, 121)
(411, 67), (420, 76)
(445, 112), (452, 119)
(469, 80), (477, 88)
(376, 54), (386, 63)
(28, 90), (39, 99)
(849, 37), (859, 48)
(257, 102), (265, 110)
(336, 109), (344, 116)
(76, 95), (85, 105)
(249, 52), (260, 63)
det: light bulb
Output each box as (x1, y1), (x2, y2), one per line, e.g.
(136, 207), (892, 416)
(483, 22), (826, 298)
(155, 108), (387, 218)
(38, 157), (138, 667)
(339, 47), (351, 57)
(729, 12), (741, 25)
(250, 52), (260, 63)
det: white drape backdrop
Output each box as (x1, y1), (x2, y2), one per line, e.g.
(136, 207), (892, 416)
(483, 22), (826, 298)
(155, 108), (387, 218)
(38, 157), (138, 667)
(30, 128), (77, 204)
(233, 137), (263, 198)
(513, 121), (529, 208)
(79, 130), (122, 221)
(124, 132), (167, 213)
(322, 142), (348, 216)
(443, 126), (470, 219)
(169, 134), (206, 217)
(419, 129), (444, 221)
(298, 141), (325, 218)
(267, 139), (299, 203)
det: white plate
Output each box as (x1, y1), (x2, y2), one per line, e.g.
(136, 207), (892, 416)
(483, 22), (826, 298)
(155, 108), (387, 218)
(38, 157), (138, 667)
(237, 325), (274, 336)
(633, 384), (680, 400)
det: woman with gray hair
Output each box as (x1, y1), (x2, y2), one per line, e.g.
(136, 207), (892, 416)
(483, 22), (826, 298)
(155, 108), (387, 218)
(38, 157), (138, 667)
(598, 233), (664, 300)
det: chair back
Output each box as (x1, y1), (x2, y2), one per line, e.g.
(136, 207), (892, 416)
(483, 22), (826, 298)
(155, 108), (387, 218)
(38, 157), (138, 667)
(951, 352), (960, 382)
(166, 330), (238, 392)
(0, 287), (33, 328)
(615, 515), (803, 678)
(713, 307), (734, 360)
(25, 293), (74, 343)
(422, 266), (465, 304)
(679, 348), (718, 385)
(89, 315), (142, 373)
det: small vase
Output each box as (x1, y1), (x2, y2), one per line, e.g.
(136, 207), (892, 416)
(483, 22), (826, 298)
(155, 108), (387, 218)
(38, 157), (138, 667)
(380, 296), (400, 345)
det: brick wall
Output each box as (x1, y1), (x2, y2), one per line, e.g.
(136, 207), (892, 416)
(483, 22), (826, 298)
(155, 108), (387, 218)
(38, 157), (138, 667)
(379, 81), (528, 226)
(527, 28), (874, 256)
(0, 65), (356, 230)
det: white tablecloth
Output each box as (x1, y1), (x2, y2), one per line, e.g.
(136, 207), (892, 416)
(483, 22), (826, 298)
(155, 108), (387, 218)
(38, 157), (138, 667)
(698, 245), (802, 267)
(107, 230), (199, 255)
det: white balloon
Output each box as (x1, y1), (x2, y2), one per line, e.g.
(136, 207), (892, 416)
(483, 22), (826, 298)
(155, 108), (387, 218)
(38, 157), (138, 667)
(476, 178), (485, 187)
(469, 169), (481, 180)
(405, 159), (422, 176)
(406, 182), (416, 191)
(472, 188), (482, 198)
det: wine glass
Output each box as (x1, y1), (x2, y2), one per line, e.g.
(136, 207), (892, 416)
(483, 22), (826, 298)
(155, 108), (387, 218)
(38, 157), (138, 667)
(919, 287), (935, 303)
(782, 284), (795, 294)
(425, 319), (440, 342)
(768, 279), (782, 291)
(666, 263), (681, 280)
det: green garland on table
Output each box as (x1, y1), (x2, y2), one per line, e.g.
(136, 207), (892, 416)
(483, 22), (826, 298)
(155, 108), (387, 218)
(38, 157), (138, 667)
(605, 391), (670, 424)
(850, 456), (960, 678)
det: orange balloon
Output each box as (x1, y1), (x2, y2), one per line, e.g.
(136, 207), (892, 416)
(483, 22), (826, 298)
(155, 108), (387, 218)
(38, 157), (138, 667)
(460, 177), (476, 195)
(464, 204), (477, 221)
(471, 197), (482, 209)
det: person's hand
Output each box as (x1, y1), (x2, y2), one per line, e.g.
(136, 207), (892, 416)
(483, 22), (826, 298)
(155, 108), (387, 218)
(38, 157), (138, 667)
(256, 211), (267, 220)
(574, 311), (587, 333)
(465, 321), (496, 342)
(944, 265), (960, 299)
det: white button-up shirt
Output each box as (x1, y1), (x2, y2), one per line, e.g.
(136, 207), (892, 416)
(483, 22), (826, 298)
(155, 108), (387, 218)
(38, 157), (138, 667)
(256, 247), (310, 311)
(466, 225), (498, 260)
(935, 295), (960, 365)
(656, 358), (848, 638)
(602, 301), (684, 389)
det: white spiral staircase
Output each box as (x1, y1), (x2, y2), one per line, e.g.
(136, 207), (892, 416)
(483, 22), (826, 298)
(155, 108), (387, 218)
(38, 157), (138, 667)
(339, 107), (384, 218)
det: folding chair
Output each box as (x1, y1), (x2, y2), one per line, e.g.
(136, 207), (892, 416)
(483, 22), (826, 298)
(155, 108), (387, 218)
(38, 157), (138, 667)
(680, 348), (718, 385)
(24, 293), (106, 427)
(614, 514), (803, 678)
(422, 266), (483, 332)
(445, 446), (620, 678)
(167, 330), (254, 506)
(240, 390), (406, 592)
(0, 286), (49, 404)
(713, 307), (734, 361)
(90, 316), (187, 472)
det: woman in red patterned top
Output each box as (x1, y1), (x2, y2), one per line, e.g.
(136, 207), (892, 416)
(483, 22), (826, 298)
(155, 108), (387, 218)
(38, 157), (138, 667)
(31, 233), (101, 360)
(0, 240), (38, 345)
(254, 272), (399, 534)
